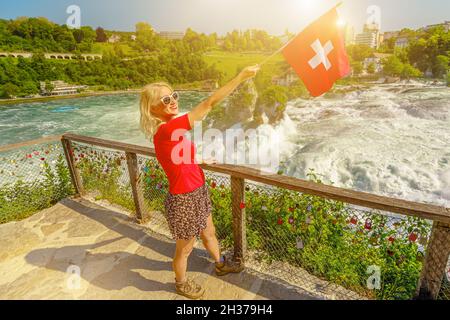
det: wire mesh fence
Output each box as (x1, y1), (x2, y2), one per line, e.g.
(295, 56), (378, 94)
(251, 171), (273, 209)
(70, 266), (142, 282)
(137, 155), (171, 237)
(0, 140), (74, 224)
(65, 142), (450, 300)
(2, 136), (449, 300)
(241, 178), (433, 300)
(71, 141), (135, 213)
(439, 263), (450, 300)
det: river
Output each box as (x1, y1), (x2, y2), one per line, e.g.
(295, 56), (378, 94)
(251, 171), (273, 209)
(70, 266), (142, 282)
(1, 82), (449, 207)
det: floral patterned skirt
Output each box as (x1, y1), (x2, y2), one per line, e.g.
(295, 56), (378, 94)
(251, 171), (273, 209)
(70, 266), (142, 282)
(164, 183), (212, 241)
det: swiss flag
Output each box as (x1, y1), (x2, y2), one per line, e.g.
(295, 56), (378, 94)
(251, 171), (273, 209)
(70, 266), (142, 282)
(282, 7), (350, 97)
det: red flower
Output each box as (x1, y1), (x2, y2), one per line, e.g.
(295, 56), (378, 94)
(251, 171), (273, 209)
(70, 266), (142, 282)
(239, 202), (246, 209)
(211, 182), (217, 189)
(364, 219), (372, 230)
(34, 151), (39, 156)
(40, 157), (45, 161)
(277, 218), (283, 225)
(26, 154), (32, 159)
(350, 216), (357, 225)
(388, 236), (395, 243)
(289, 207), (294, 212)
(409, 233), (418, 242)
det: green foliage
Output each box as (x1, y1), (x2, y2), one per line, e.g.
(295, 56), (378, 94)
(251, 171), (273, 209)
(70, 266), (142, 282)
(206, 170), (430, 300)
(346, 44), (374, 62)
(0, 41), (222, 96)
(0, 154), (74, 224)
(382, 56), (404, 77)
(401, 63), (423, 79)
(382, 56), (422, 78)
(406, 27), (450, 77)
(433, 55), (449, 78)
(95, 27), (107, 43)
(76, 151), (135, 211)
(183, 28), (217, 53)
(220, 29), (282, 52)
(0, 17), (98, 53)
(257, 85), (288, 109)
(351, 61), (364, 76)
(0, 82), (20, 98)
(367, 62), (376, 74)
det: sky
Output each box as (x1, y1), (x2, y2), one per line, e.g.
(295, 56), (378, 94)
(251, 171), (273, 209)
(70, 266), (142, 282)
(0, 0), (449, 35)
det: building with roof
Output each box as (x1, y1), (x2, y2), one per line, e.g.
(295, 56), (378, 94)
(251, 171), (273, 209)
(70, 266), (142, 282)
(40, 81), (88, 96)
(355, 23), (380, 49)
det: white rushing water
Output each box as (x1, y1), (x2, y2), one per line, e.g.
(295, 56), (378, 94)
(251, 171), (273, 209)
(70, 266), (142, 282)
(273, 82), (450, 207)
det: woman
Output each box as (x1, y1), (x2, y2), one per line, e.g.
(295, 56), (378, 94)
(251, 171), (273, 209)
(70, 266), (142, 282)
(139, 65), (260, 299)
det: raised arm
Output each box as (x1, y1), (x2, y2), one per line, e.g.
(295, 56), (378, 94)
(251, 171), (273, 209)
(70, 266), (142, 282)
(187, 65), (260, 127)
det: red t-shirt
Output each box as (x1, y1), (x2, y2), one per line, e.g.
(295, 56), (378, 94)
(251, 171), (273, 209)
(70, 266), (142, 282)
(153, 113), (205, 194)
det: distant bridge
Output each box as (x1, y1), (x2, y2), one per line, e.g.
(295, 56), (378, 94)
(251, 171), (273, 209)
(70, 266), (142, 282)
(0, 52), (102, 61)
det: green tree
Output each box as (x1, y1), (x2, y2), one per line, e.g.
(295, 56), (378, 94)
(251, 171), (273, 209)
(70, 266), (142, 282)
(351, 61), (363, 76)
(432, 55), (449, 78)
(95, 27), (107, 42)
(346, 44), (374, 62)
(382, 56), (404, 76)
(401, 63), (422, 79)
(367, 62), (376, 74)
(72, 29), (84, 43)
(44, 80), (54, 94)
(1, 83), (20, 98)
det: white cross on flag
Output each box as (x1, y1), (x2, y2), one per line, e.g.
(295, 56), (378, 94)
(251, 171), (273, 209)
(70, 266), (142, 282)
(282, 7), (350, 97)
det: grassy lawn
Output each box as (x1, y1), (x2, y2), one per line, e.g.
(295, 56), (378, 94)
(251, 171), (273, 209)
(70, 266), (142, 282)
(203, 50), (286, 82)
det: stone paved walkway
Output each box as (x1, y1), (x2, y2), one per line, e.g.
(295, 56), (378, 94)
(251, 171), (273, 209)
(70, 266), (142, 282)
(0, 197), (319, 300)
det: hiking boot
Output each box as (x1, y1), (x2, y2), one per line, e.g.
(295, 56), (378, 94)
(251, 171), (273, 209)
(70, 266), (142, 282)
(215, 256), (245, 276)
(175, 277), (205, 300)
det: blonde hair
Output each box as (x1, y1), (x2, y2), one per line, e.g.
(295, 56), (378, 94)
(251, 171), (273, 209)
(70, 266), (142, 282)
(139, 82), (174, 139)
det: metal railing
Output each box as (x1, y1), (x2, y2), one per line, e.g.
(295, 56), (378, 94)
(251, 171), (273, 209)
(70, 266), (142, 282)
(1, 133), (449, 300)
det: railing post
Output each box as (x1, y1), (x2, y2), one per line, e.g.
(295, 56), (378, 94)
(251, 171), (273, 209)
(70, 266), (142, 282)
(416, 221), (450, 299)
(61, 137), (84, 196)
(231, 176), (247, 263)
(125, 152), (146, 223)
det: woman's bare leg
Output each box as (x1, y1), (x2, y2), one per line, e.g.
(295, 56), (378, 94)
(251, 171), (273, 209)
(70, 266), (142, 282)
(200, 214), (221, 263)
(173, 237), (196, 282)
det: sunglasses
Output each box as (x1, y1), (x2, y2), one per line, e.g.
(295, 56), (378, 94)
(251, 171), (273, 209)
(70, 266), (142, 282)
(160, 91), (179, 105)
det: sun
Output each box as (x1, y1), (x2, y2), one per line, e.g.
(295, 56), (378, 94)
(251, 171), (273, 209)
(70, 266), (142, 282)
(337, 18), (347, 27)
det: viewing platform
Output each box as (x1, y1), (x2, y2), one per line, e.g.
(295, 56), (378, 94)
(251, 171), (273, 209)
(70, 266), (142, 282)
(0, 197), (313, 300)
(0, 134), (449, 300)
